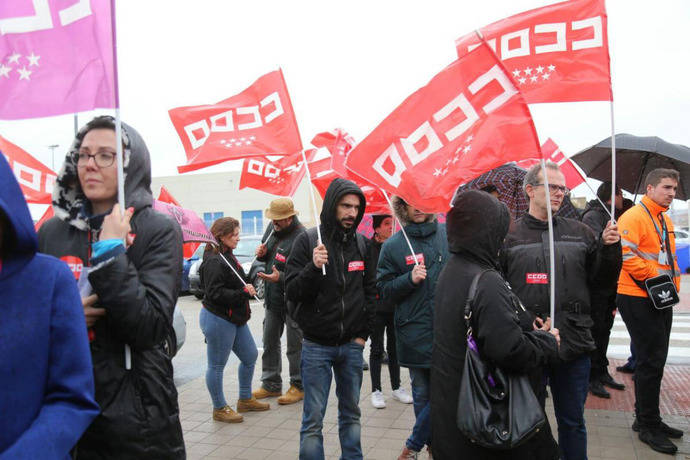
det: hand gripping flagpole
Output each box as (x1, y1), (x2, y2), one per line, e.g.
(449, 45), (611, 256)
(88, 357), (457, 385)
(540, 160), (557, 323)
(218, 252), (261, 302)
(381, 189), (419, 267)
(301, 150), (326, 275)
(110, 0), (132, 370)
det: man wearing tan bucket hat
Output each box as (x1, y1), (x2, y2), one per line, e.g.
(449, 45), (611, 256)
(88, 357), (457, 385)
(252, 198), (306, 405)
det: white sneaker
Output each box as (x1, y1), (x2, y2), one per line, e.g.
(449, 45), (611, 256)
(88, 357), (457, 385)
(371, 390), (386, 409)
(392, 388), (413, 404)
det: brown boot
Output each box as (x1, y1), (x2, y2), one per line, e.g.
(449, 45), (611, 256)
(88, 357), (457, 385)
(212, 405), (243, 423)
(277, 385), (304, 405)
(237, 396), (270, 413)
(252, 387), (282, 399)
(398, 446), (419, 459)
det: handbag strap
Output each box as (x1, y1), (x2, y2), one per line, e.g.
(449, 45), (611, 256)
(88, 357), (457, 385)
(464, 269), (494, 332)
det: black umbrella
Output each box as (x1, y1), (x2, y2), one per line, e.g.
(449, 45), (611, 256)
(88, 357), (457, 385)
(571, 134), (690, 200)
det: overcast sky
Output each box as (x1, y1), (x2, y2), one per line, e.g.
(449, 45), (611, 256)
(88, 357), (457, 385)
(2, 0), (689, 208)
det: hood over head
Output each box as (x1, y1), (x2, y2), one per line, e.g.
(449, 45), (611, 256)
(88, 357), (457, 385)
(447, 190), (510, 268)
(320, 178), (366, 239)
(391, 195), (436, 227)
(52, 115), (154, 231)
(0, 154), (37, 279)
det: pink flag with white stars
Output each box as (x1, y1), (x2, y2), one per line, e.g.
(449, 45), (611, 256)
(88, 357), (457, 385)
(455, 0), (612, 103)
(0, 1), (116, 119)
(345, 41), (542, 213)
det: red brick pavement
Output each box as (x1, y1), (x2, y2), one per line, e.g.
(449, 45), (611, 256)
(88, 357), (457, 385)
(585, 359), (690, 416)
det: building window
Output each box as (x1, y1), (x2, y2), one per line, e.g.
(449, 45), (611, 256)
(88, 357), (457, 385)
(203, 212), (224, 229)
(241, 210), (263, 235)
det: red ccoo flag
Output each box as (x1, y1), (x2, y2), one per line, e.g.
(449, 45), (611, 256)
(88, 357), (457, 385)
(311, 129), (356, 176)
(239, 150), (317, 197)
(345, 42), (542, 213)
(171, 69), (303, 173)
(0, 134), (56, 204)
(455, 0), (611, 103)
(540, 138), (586, 189)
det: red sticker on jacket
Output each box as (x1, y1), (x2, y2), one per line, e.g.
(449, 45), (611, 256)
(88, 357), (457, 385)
(526, 273), (548, 284)
(60, 256), (84, 280)
(275, 253), (286, 263)
(348, 261), (365, 272)
(405, 253), (424, 265)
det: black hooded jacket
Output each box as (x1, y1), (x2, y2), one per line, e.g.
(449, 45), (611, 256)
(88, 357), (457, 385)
(432, 191), (559, 460)
(285, 178), (376, 346)
(500, 213), (622, 361)
(200, 248), (252, 325)
(257, 216), (306, 313)
(37, 117), (185, 459)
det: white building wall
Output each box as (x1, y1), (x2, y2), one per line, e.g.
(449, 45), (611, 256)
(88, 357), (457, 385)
(151, 171), (322, 234)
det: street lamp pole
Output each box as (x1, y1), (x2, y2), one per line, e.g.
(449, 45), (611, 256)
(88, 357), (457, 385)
(48, 144), (59, 171)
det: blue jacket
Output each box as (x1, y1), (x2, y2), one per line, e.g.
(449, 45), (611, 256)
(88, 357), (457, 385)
(0, 154), (98, 459)
(377, 220), (449, 368)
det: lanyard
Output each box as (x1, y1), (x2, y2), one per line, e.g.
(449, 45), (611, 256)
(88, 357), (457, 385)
(640, 203), (667, 250)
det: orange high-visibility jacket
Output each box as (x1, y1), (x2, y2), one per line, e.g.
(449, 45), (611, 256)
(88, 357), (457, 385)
(618, 195), (681, 297)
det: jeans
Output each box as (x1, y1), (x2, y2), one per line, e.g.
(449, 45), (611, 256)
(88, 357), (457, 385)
(406, 367), (431, 452)
(300, 339), (364, 460)
(548, 354), (590, 460)
(199, 307), (258, 408)
(617, 294), (673, 429)
(261, 308), (303, 392)
(370, 312), (400, 392)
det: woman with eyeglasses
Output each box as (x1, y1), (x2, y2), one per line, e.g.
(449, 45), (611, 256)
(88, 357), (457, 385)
(37, 116), (186, 458)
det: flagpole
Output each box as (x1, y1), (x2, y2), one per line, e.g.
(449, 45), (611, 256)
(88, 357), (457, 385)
(109, 0), (131, 371)
(381, 189), (419, 267)
(301, 149), (326, 275)
(540, 160), (557, 323)
(609, 101), (617, 221)
(218, 253), (261, 302)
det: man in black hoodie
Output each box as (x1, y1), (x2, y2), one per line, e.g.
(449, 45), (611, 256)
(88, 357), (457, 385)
(286, 178), (376, 460)
(581, 182), (626, 399)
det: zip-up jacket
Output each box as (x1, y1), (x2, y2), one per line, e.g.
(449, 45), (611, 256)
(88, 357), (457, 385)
(285, 178), (376, 346)
(37, 118), (185, 459)
(618, 195), (681, 297)
(257, 217), (305, 313)
(500, 214), (622, 361)
(368, 237), (396, 314)
(200, 249), (252, 325)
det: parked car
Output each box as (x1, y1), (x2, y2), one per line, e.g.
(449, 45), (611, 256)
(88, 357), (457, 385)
(180, 244), (205, 294)
(165, 304), (187, 358)
(188, 236), (266, 300)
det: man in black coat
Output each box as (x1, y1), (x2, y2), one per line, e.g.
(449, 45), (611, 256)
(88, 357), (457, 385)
(285, 178), (376, 459)
(500, 162), (621, 460)
(581, 181), (626, 398)
(252, 198), (306, 405)
(38, 116), (185, 458)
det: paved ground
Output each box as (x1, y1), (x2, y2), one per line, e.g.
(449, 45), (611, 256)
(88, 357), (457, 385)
(173, 295), (690, 459)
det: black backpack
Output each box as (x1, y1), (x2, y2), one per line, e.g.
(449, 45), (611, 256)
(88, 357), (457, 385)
(286, 227), (368, 321)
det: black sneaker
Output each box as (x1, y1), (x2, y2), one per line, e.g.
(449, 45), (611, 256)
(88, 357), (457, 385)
(633, 420), (684, 439)
(362, 360), (369, 371)
(589, 380), (610, 399)
(638, 429), (678, 455)
(601, 372), (626, 391)
(616, 363), (635, 374)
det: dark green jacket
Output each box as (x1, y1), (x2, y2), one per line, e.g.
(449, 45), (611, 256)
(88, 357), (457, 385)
(258, 217), (305, 313)
(377, 221), (449, 368)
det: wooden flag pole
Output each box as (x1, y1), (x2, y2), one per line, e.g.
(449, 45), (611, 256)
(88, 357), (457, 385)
(301, 150), (326, 275)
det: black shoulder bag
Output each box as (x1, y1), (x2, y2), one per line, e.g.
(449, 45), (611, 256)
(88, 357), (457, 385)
(456, 269), (545, 450)
(635, 204), (679, 310)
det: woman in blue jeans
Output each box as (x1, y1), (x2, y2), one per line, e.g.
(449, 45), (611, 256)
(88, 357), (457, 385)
(199, 217), (269, 422)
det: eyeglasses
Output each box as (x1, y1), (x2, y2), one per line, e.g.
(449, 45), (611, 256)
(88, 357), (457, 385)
(533, 183), (570, 196)
(74, 151), (116, 168)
